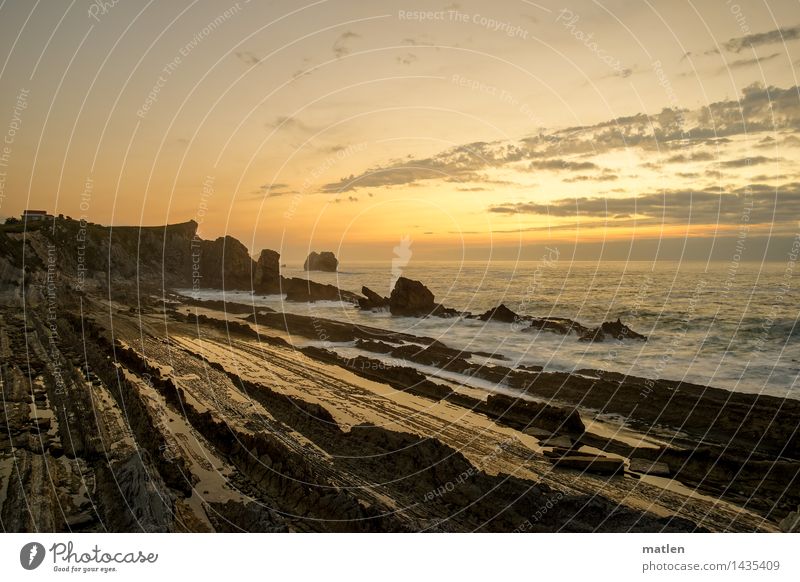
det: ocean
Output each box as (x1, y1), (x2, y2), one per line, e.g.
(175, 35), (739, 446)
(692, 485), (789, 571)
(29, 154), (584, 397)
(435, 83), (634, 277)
(184, 259), (799, 400)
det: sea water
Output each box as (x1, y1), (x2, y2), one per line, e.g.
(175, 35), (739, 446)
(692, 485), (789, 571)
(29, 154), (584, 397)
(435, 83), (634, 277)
(182, 260), (799, 399)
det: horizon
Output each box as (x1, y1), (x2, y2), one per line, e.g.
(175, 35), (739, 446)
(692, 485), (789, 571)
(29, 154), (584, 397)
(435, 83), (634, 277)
(0, 0), (798, 263)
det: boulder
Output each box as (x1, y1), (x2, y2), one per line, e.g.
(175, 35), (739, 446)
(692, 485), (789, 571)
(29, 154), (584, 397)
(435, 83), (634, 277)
(303, 251), (338, 272)
(389, 277), (436, 317)
(358, 286), (389, 311)
(476, 304), (519, 323)
(254, 249), (281, 293)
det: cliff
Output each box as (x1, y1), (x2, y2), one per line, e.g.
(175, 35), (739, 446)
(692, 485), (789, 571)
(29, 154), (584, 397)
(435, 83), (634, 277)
(0, 218), (282, 294)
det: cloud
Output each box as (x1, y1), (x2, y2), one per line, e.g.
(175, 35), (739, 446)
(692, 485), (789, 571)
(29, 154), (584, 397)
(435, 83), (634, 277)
(266, 116), (312, 132)
(681, 48), (720, 61)
(528, 159), (598, 171)
(727, 52), (781, 69)
(401, 35), (437, 47)
(235, 51), (261, 66)
(487, 182), (800, 225)
(665, 152), (716, 163)
(718, 156), (779, 168)
(333, 31), (360, 58)
(751, 173), (791, 181)
(251, 183), (295, 198)
(320, 83), (800, 192)
(563, 172), (618, 182)
(396, 53), (418, 65)
(724, 24), (800, 53)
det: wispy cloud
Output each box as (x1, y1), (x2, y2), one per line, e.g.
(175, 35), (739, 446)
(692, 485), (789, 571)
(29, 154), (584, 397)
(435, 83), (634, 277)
(396, 53), (417, 65)
(727, 52), (781, 69)
(266, 116), (313, 132)
(528, 159), (598, 171)
(724, 23), (800, 53)
(251, 183), (295, 198)
(488, 182), (799, 225)
(235, 51), (261, 66)
(718, 156), (780, 168)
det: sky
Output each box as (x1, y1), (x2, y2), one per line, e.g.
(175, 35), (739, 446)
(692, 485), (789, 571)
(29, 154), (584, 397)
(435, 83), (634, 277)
(0, 0), (798, 263)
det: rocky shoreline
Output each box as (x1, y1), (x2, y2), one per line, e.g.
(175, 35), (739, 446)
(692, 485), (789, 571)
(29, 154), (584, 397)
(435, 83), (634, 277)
(1, 216), (797, 532)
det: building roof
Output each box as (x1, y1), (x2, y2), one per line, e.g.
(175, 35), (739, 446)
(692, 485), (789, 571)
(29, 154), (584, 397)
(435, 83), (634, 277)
(22, 210), (49, 215)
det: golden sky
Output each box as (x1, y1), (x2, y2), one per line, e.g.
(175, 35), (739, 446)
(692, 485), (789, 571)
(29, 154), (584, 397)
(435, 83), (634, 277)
(0, 0), (799, 262)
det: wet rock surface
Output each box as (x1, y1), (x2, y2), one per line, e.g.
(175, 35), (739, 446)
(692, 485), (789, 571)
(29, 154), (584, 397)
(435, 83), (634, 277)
(357, 286), (390, 311)
(0, 292), (782, 533)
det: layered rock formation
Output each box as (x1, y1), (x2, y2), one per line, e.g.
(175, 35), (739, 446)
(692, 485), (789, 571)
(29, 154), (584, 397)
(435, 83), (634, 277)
(357, 286), (390, 311)
(254, 249), (281, 294)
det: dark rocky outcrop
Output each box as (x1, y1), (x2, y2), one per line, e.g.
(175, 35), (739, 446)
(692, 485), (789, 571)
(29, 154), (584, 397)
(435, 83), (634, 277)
(254, 249), (281, 293)
(482, 393), (586, 435)
(281, 277), (360, 303)
(579, 319), (647, 342)
(476, 304), (519, 323)
(195, 236), (254, 290)
(303, 251), (338, 272)
(389, 277), (435, 316)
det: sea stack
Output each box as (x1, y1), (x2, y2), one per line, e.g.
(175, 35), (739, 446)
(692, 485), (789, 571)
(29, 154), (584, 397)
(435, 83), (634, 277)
(389, 277), (435, 316)
(304, 251), (338, 272)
